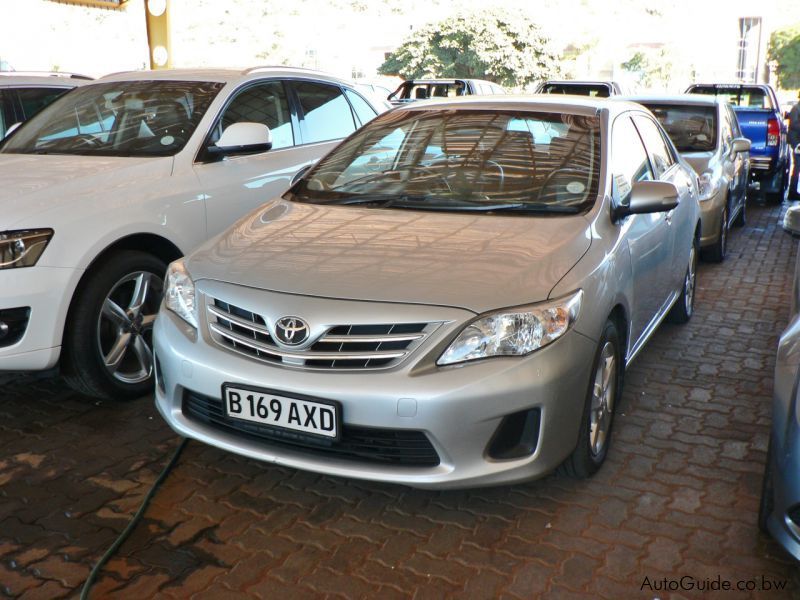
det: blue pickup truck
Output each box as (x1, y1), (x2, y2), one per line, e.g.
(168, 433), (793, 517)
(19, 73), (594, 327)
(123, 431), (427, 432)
(686, 83), (790, 203)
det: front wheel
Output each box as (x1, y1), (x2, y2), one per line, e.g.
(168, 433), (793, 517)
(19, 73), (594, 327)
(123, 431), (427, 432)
(667, 239), (698, 324)
(732, 197), (746, 228)
(560, 320), (622, 478)
(62, 250), (166, 400)
(702, 205), (727, 263)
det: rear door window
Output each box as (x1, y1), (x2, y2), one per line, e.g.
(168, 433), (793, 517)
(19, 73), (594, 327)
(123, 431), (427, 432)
(688, 85), (772, 109)
(293, 81), (356, 144)
(343, 88), (377, 127)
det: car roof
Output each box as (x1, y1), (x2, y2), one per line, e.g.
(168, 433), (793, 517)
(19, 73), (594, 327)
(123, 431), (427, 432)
(96, 66), (353, 87)
(622, 94), (722, 107)
(392, 94), (640, 117)
(542, 80), (617, 86)
(0, 72), (90, 87)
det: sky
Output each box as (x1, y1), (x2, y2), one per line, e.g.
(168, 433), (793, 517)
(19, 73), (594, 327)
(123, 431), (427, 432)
(1, 0), (799, 94)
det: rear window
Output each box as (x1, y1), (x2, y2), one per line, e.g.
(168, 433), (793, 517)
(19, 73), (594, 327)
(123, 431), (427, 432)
(539, 83), (611, 98)
(390, 82), (466, 101)
(688, 85), (773, 110)
(642, 104), (717, 153)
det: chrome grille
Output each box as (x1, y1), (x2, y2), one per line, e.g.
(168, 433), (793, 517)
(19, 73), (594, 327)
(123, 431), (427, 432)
(207, 298), (433, 369)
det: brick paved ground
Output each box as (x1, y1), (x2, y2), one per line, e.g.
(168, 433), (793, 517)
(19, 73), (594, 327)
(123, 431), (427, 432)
(2, 201), (800, 599)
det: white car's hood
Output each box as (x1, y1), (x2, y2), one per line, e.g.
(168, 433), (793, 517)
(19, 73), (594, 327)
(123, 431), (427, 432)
(0, 153), (173, 228)
(188, 199), (592, 313)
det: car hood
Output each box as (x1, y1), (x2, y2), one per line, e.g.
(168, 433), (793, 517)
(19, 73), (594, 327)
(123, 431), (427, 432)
(188, 199), (592, 313)
(0, 153), (172, 228)
(681, 151), (714, 175)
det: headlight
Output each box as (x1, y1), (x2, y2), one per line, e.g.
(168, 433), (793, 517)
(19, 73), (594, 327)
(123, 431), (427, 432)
(438, 290), (583, 366)
(697, 172), (720, 201)
(165, 259), (197, 328)
(0, 229), (53, 269)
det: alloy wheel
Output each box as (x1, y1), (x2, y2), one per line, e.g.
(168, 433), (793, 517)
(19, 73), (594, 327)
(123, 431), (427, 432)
(96, 271), (163, 384)
(589, 341), (616, 457)
(685, 245), (697, 316)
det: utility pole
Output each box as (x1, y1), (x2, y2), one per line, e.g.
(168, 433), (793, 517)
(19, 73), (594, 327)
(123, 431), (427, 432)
(144, 0), (171, 69)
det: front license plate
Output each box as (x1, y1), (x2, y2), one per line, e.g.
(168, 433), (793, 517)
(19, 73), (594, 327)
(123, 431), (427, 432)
(223, 385), (339, 439)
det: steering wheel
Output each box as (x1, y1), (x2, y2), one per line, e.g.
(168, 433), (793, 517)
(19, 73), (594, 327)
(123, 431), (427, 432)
(483, 160), (505, 191)
(409, 164), (454, 194)
(70, 134), (101, 149)
(537, 168), (592, 202)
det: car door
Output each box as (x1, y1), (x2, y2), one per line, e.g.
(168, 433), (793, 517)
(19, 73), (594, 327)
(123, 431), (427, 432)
(193, 79), (309, 237)
(726, 104), (749, 207)
(612, 114), (673, 347)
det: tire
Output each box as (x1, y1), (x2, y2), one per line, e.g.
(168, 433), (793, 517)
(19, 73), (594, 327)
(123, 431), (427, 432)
(560, 319), (622, 478)
(758, 435), (775, 534)
(702, 205), (727, 263)
(62, 250), (166, 400)
(765, 168), (789, 205)
(667, 237), (698, 324)
(732, 196), (746, 228)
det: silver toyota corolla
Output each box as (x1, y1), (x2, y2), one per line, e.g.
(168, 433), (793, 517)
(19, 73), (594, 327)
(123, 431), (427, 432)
(153, 97), (701, 489)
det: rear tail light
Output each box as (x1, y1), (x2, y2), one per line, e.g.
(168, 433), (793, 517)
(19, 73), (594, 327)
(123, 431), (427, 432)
(767, 118), (780, 147)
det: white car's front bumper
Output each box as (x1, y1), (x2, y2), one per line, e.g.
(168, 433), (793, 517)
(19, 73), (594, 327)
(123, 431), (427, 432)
(0, 266), (82, 370)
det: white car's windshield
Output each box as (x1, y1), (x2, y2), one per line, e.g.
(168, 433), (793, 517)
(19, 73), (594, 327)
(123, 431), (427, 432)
(1, 80), (223, 157)
(291, 109), (602, 214)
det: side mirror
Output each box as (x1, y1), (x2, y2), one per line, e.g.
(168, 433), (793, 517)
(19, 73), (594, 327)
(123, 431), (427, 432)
(208, 122), (272, 157)
(616, 180), (679, 219)
(731, 137), (751, 154)
(784, 203), (800, 238)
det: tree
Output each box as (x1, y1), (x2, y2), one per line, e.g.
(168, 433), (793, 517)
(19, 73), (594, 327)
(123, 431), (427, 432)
(621, 47), (674, 90)
(379, 8), (560, 89)
(768, 25), (800, 90)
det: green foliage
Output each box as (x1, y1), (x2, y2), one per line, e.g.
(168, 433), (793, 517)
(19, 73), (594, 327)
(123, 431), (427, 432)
(768, 25), (800, 90)
(622, 47), (674, 89)
(378, 8), (560, 89)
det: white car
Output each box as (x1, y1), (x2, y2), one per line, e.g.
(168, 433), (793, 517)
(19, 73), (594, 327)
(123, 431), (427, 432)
(0, 72), (92, 137)
(0, 67), (386, 399)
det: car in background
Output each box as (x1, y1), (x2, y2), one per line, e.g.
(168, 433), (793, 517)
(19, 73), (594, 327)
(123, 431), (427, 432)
(0, 72), (92, 138)
(686, 83), (790, 204)
(625, 95), (750, 262)
(536, 80), (625, 97)
(387, 79), (505, 104)
(154, 96), (700, 488)
(759, 202), (800, 560)
(0, 66), (386, 400)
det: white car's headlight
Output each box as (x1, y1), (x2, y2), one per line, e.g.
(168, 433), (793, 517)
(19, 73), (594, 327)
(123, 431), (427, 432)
(697, 172), (720, 201)
(438, 290), (583, 366)
(165, 259), (197, 328)
(0, 229), (53, 269)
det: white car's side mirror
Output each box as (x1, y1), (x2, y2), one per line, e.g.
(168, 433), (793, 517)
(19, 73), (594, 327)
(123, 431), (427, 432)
(209, 122), (272, 157)
(731, 137), (751, 155)
(616, 180), (679, 219)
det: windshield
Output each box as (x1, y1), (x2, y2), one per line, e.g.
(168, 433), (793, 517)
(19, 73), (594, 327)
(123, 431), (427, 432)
(688, 85), (772, 110)
(540, 83), (611, 98)
(643, 104), (717, 153)
(1, 80), (223, 157)
(290, 108), (602, 215)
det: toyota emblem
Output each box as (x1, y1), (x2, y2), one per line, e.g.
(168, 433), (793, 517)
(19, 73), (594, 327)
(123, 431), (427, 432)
(274, 316), (310, 346)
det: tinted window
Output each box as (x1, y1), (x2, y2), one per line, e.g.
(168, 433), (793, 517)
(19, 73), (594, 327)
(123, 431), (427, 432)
(643, 103), (717, 153)
(17, 87), (69, 119)
(216, 81), (293, 149)
(611, 116), (653, 203)
(633, 115), (675, 177)
(343, 88), (377, 127)
(294, 82), (356, 143)
(2, 80), (223, 157)
(540, 83), (611, 97)
(0, 91), (12, 138)
(293, 109), (602, 214)
(688, 85), (772, 109)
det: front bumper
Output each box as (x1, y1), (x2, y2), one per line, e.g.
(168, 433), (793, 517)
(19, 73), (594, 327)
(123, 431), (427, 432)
(153, 301), (597, 489)
(0, 266), (81, 371)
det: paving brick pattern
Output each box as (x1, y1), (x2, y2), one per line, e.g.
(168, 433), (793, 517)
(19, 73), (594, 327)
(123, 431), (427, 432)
(2, 202), (800, 599)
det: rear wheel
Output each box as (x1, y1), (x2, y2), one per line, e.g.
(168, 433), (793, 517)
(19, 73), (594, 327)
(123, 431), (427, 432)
(667, 239), (698, 324)
(560, 320), (622, 478)
(62, 250), (166, 400)
(765, 168), (789, 204)
(702, 205), (727, 263)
